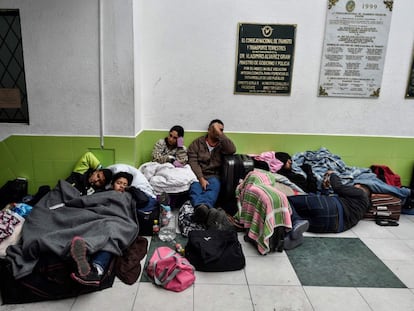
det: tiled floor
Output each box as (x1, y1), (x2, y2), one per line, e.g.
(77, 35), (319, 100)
(2, 215), (414, 311)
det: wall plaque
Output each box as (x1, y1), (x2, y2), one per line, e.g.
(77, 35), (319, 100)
(318, 0), (393, 98)
(0, 88), (21, 108)
(234, 23), (296, 95)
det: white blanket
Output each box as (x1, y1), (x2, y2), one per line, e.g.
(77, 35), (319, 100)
(139, 162), (197, 195)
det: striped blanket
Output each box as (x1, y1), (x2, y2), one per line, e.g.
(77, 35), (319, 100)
(236, 169), (292, 255)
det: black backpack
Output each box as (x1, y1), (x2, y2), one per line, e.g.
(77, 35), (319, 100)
(0, 178), (28, 209)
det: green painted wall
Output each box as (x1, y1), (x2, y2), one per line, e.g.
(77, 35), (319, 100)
(1, 132), (413, 195)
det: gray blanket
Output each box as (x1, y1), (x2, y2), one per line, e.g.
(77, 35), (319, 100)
(7, 180), (139, 279)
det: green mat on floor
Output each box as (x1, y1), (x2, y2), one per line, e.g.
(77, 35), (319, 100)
(286, 237), (406, 288)
(140, 235), (188, 283)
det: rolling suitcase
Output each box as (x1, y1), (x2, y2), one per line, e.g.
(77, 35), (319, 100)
(219, 154), (254, 215)
(364, 193), (402, 221)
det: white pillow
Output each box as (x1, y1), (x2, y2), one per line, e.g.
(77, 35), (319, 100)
(107, 164), (156, 198)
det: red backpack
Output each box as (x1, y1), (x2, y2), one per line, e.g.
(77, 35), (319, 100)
(370, 165), (402, 187)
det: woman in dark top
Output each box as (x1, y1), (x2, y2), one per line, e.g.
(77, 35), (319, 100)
(287, 171), (371, 233)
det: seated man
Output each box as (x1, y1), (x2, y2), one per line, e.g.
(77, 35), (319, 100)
(66, 151), (112, 196)
(288, 170), (371, 235)
(152, 125), (188, 167)
(187, 119), (236, 223)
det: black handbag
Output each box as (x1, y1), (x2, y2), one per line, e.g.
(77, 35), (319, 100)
(184, 229), (245, 272)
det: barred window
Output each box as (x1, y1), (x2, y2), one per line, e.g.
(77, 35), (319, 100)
(0, 9), (29, 123)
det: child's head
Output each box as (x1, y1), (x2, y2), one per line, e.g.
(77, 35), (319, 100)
(111, 172), (133, 192)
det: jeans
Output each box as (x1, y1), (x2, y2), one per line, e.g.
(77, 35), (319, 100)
(189, 176), (221, 209)
(354, 177), (411, 204)
(92, 250), (112, 272)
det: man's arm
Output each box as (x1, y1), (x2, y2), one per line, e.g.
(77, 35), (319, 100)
(187, 139), (203, 179)
(72, 152), (101, 174)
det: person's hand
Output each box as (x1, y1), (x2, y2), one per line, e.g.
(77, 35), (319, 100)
(322, 170), (334, 188)
(177, 136), (184, 148)
(199, 177), (209, 191)
(173, 160), (183, 168)
(212, 123), (224, 139)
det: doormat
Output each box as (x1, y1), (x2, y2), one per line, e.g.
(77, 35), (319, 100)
(286, 237), (406, 288)
(140, 235), (188, 283)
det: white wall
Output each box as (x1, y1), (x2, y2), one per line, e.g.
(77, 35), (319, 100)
(0, 0), (135, 140)
(139, 0), (414, 137)
(0, 0), (413, 140)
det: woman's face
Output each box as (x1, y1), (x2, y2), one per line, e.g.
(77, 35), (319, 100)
(167, 130), (179, 147)
(284, 159), (292, 170)
(113, 177), (129, 192)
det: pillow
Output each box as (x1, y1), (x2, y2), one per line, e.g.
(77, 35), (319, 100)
(107, 164), (156, 198)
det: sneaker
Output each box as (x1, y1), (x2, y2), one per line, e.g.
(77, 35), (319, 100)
(283, 235), (304, 250)
(193, 204), (209, 224)
(206, 208), (219, 228)
(70, 267), (101, 287)
(70, 236), (90, 277)
(290, 220), (309, 240)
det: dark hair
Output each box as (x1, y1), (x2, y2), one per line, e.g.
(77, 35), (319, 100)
(170, 125), (184, 137)
(100, 169), (113, 185)
(274, 152), (292, 165)
(208, 119), (224, 128)
(111, 172), (133, 186)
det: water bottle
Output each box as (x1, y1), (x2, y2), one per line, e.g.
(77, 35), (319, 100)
(158, 214), (176, 242)
(152, 219), (160, 235)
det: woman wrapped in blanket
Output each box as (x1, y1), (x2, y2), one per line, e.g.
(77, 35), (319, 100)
(235, 169), (309, 255)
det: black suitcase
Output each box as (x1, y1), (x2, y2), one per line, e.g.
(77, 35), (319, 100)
(219, 154), (254, 215)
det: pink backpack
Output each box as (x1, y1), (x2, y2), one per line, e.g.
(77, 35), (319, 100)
(146, 246), (195, 292)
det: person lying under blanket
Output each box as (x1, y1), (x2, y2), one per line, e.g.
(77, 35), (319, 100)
(235, 169), (309, 255)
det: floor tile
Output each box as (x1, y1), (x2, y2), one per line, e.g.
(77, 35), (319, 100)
(133, 282), (193, 311)
(71, 280), (139, 311)
(357, 288), (414, 311)
(194, 269), (247, 285)
(304, 286), (371, 311)
(244, 255), (300, 286)
(193, 284), (252, 311)
(383, 259), (414, 288)
(361, 237), (414, 261)
(250, 285), (313, 311)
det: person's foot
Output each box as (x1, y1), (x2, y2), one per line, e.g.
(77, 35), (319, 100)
(193, 204), (209, 224)
(290, 220), (309, 240)
(283, 235), (304, 250)
(206, 207), (219, 228)
(70, 266), (101, 287)
(70, 236), (90, 277)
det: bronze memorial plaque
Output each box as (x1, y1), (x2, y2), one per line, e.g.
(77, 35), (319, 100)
(234, 23), (296, 95)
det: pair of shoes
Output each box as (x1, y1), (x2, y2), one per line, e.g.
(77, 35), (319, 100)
(290, 220), (309, 240)
(70, 236), (90, 277)
(193, 204), (209, 224)
(207, 208), (234, 231)
(283, 235), (304, 250)
(70, 266), (101, 287)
